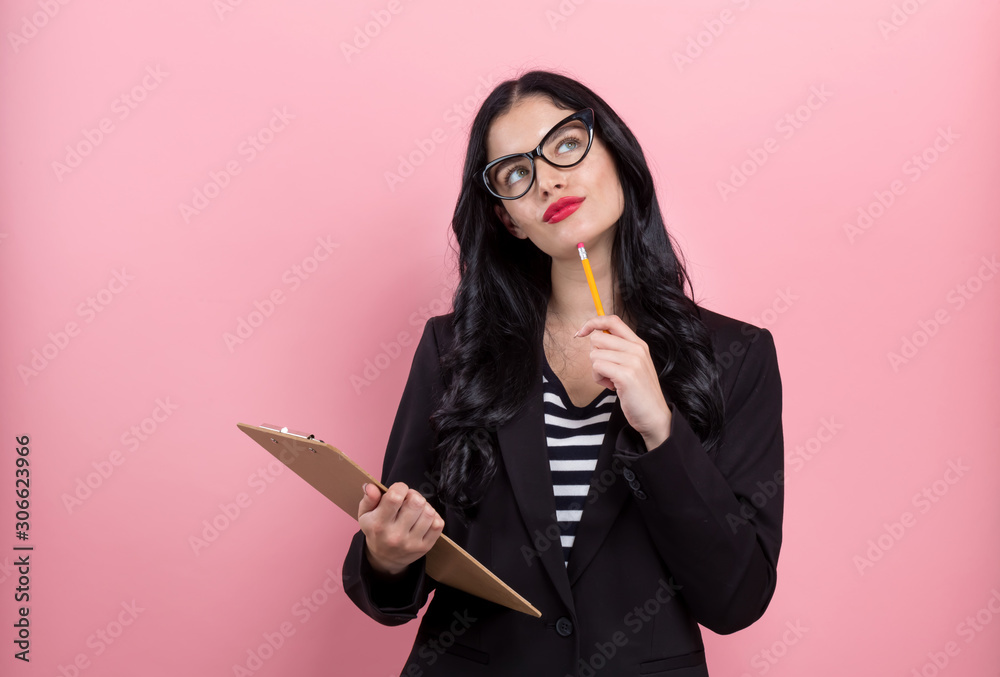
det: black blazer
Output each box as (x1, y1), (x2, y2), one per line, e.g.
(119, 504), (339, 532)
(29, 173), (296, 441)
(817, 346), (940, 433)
(342, 307), (783, 676)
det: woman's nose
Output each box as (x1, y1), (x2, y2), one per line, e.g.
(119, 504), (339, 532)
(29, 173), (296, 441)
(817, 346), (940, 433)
(533, 159), (566, 195)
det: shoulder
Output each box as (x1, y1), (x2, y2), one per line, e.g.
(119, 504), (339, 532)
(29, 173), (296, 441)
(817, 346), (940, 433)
(422, 312), (456, 348)
(694, 304), (774, 353)
(694, 304), (755, 341)
(692, 304), (779, 393)
(412, 313), (458, 365)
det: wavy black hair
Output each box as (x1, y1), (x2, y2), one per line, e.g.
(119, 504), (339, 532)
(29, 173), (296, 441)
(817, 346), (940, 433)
(430, 69), (724, 524)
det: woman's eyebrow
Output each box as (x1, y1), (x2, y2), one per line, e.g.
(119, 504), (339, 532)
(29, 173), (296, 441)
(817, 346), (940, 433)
(491, 116), (566, 159)
(487, 143), (525, 162)
(494, 130), (545, 158)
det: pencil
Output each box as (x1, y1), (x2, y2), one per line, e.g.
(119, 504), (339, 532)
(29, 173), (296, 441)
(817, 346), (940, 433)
(577, 242), (612, 334)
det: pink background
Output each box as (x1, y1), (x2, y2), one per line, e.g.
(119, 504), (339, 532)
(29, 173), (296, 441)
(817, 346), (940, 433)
(2, 0), (999, 675)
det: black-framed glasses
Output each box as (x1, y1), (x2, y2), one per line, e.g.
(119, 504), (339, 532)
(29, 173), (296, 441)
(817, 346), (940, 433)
(480, 108), (595, 200)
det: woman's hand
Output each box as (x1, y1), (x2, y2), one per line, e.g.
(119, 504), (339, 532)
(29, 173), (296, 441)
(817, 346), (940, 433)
(358, 481), (444, 577)
(575, 314), (672, 450)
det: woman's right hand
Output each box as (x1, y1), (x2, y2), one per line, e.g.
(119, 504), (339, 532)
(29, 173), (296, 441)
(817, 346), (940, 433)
(358, 481), (445, 577)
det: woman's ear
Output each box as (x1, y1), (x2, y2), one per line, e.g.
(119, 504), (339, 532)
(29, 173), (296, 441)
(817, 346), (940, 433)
(494, 204), (524, 239)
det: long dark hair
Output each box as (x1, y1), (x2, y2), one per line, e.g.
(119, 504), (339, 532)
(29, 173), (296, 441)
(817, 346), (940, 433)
(430, 69), (724, 524)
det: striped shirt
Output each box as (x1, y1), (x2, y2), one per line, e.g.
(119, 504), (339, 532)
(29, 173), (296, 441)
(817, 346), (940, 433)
(541, 352), (617, 567)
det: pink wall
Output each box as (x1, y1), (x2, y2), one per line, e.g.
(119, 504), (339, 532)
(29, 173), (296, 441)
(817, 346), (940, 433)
(2, 1), (998, 675)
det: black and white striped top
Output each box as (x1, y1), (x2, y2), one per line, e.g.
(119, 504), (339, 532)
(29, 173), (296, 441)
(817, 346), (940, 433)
(541, 352), (617, 568)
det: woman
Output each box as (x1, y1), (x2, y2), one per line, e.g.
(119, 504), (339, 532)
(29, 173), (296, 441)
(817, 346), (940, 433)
(342, 69), (784, 676)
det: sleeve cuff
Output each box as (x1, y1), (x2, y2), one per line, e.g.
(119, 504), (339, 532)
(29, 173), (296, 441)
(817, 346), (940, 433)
(614, 402), (682, 459)
(360, 541), (427, 616)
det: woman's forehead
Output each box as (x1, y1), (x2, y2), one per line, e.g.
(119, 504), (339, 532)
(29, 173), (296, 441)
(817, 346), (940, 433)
(486, 97), (576, 160)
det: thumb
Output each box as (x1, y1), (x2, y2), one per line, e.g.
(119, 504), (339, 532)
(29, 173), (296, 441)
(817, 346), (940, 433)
(358, 482), (380, 519)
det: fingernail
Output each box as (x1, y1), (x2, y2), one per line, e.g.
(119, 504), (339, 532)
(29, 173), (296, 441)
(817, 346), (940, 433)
(573, 329), (580, 338)
(362, 482), (369, 493)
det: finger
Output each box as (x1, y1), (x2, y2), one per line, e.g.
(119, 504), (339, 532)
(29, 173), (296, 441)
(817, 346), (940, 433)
(588, 332), (650, 366)
(409, 504), (438, 541)
(590, 358), (624, 391)
(357, 483), (380, 519)
(375, 482), (410, 524)
(417, 508), (445, 545)
(397, 488), (432, 531)
(424, 516), (446, 545)
(405, 492), (444, 542)
(584, 314), (642, 342)
(590, 347), (642, 371)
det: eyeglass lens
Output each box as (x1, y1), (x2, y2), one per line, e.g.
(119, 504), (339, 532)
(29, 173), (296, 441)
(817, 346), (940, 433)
(486, 118), (590, 198)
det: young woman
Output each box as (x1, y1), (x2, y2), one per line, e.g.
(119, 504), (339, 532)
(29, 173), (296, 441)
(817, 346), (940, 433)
(342, 69), (784, 676)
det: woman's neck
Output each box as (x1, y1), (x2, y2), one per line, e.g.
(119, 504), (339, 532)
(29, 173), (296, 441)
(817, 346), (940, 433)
(546, 238), (626, 331)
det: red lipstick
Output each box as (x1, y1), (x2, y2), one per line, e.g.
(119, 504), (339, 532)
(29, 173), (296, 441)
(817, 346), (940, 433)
(544, 197), (585, 223)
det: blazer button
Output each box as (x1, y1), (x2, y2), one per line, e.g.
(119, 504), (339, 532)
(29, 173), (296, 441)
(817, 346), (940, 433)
(555, 616), (574, 637)
(622, 468), (636, 481)
(627, 478), (641, 491)
(634, 490), (647, 500)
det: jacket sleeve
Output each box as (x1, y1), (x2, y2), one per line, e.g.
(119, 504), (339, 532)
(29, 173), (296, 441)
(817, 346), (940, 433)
(341, 317), (445, 626)
(612, 326), (783, 635)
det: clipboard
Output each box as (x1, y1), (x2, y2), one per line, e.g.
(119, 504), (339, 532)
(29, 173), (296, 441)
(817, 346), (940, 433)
(237, 422), (541, 618)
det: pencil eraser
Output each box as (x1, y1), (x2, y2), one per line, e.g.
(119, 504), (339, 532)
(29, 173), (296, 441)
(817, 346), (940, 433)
(577, 242), (585, 248)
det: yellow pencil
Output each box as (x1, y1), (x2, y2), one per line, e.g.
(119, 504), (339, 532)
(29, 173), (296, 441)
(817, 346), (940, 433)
(577, 242), (612, 334)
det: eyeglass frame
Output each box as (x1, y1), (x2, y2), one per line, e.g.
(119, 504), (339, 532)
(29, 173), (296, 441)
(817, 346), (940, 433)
(479, 107), (596, 200)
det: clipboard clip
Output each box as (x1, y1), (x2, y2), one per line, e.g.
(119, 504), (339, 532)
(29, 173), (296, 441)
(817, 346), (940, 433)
(259, 423), (324, 444)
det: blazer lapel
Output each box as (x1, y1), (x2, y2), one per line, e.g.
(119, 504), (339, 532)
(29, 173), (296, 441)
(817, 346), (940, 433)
(496, 338), (635, 613)
(567, 357), (681, 585)
(565, 399), (630, 587)
(497, 342), (576, 617)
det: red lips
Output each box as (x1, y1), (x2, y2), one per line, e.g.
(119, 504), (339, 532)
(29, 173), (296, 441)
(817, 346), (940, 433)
(544, 197), (585, 223)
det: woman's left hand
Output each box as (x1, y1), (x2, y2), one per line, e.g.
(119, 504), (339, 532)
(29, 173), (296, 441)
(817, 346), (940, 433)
(575, 314), (672, 451)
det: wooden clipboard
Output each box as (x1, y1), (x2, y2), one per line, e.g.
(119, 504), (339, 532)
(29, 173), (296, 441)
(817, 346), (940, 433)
(237, 422), (540, 618)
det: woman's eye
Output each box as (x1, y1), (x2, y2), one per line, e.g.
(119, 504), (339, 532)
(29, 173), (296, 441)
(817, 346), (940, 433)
(504, 166), (529, 186)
